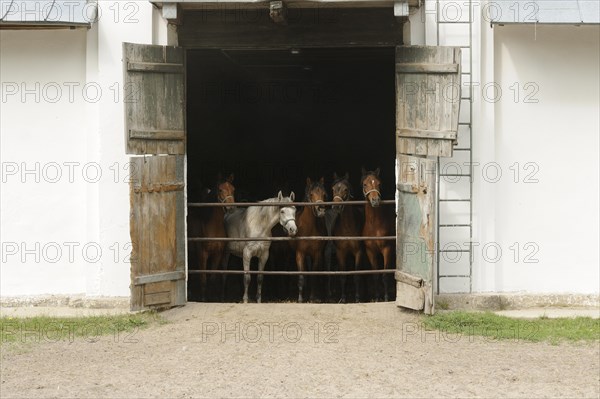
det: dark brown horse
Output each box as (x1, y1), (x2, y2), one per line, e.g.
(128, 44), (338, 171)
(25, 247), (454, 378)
(331, 173), (364, 303)
(290, 177), (328, 302)
(188, 174), (235, 301)
(361, 167), (395, 301)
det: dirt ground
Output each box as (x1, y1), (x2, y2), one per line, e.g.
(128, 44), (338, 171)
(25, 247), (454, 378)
(1, 302), (599, 398)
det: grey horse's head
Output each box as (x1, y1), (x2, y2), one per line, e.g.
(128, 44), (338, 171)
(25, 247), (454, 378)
(277, 190), (297, 236)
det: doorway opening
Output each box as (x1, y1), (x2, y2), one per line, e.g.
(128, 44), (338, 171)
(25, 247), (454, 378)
(186, 47), (397, 302)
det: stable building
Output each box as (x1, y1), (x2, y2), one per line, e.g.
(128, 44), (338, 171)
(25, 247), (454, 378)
(1, 0), (598, 311)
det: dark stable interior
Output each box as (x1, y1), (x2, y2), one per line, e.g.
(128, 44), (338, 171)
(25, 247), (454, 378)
(186, 47), (397, 302)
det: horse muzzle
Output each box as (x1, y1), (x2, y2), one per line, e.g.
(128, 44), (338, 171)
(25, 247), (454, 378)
(281, 218), (297, 237)
(220, 195), (235, 211)
(369, 197), (381, 207)
(285, 221), (298, 237)
(332, 196), (344, 213)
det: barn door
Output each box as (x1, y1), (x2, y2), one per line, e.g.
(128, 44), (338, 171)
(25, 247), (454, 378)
(396, 155), (436, 314)
(123, 42), (185, 155)
(395, 46), (461, 157)
(395, 46), (461, 314)
(124, 43), (186, 311)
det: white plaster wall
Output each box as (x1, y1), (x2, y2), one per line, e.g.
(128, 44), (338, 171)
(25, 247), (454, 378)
(1, 29), (89, 296)
(485, 24), (600, 294)
(415, 2), (599, 295)
(2, 1), (597, 299)
(1, 1), (170, 298)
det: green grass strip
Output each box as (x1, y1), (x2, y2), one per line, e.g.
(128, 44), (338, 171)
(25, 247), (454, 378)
(422, 311), (600, 344)
(1, 312), (165, 345)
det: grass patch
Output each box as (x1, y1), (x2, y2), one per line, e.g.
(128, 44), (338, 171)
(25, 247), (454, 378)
(1, 311), (165, 346)
(422, 311), (600, 344)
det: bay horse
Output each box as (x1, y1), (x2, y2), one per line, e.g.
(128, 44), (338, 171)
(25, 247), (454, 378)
(224, 191), (297, 303)
(361, 167), (395, 301)
(188, 174), (235, 301)
(331, 172), (364, 303)
(290, 177), (328, 303)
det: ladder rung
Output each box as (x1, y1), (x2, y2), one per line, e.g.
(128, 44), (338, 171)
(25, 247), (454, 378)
(439, 198), (471, 202)
(437, 21), (472, 24)
(439, 275), (471, 278)
(438, 249), (470, 253)
(439, 224), (471, 227)
(453, 148), (471, 151)
(439, 174), (470, 177)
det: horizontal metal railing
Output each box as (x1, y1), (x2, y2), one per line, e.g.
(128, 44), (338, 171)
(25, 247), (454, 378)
(187, 198), (397, 276)
(189, 236), (395, 242)
(188, 269), (397, 276)
(188, 200), (396, 208)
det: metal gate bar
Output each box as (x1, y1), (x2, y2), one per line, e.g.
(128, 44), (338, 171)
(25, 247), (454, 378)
(188, 200), (396, 207)
(189, 236), (395, 242)
(187, 199), (397, 277)
(188, 269), (396, 276)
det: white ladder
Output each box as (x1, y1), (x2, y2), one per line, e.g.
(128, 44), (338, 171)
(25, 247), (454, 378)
(435, 0), (474, 294)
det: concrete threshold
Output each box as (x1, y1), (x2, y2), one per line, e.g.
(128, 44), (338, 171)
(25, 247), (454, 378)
(1, 295), (131, 318)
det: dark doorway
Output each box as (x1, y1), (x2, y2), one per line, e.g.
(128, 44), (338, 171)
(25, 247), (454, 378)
(186, 47), (396, 302)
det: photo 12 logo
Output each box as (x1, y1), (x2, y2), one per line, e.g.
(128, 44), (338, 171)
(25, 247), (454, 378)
(1, 81), (140, 104)
(0, 0), (99, 24)
(418, 1), (541, 25)
(200, 321), (340, 344)
(1, 241), (136, 265)
(400, 321), (540, 343)
(1, 320), (141, 344)
(1, 161), (139, 184)
(0, 1), (145, 25)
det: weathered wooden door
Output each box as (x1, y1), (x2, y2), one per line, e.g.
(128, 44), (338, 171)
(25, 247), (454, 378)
(124, 43), (186, 310)
(395, 46), (461, 314)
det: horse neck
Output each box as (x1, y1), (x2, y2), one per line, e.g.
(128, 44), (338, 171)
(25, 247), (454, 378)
(297, 206), (316, 229)
(366, 203), (395, 237)
(364, 202), (385, 226)
(338, 205), (360, 232)
(246, 199), (281, 236)
(208, 206), (225, 224)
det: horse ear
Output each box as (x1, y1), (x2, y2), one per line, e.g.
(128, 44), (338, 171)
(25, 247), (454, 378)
(277, 190), (283, 201)
(306, 177), (312, 186)
(319, 177), (325, 185)
(290, 191), (295, 201)
(227, 173), (234, 183)
(344, 172), (349, 180)
(375, 167), (380, 177)
(361, 167), (366, 177)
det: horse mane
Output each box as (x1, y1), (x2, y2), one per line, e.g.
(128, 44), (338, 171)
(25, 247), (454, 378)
(245, 196), (293, 227)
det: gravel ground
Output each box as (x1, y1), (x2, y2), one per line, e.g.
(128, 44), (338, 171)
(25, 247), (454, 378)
(1, 302), (599, 398)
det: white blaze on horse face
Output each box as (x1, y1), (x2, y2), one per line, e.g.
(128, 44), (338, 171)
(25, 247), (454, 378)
(363, 176), (381, 207)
